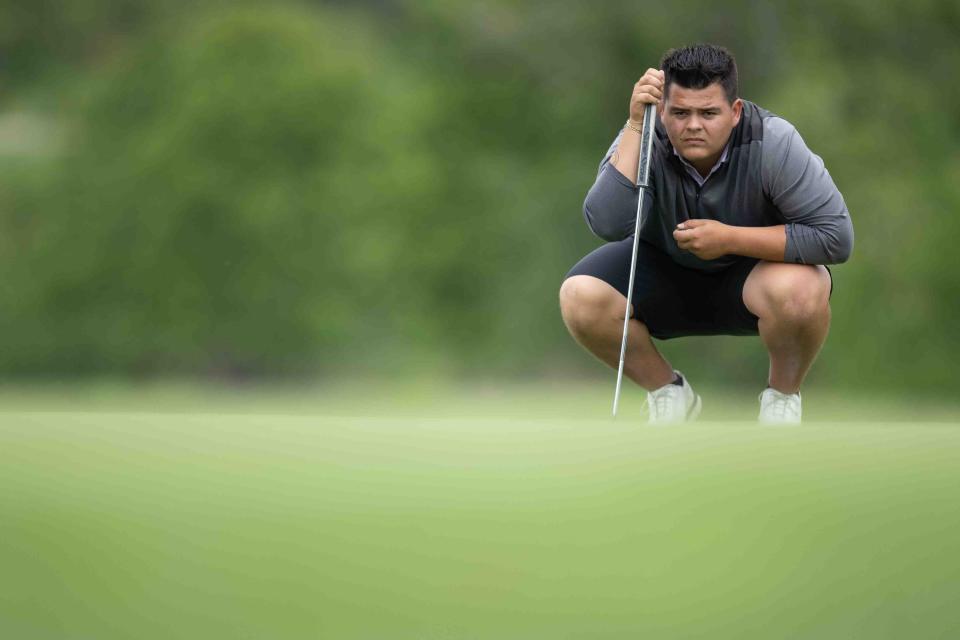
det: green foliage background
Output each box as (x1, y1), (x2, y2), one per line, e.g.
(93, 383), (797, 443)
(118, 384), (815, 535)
(0, 0), (957, 390)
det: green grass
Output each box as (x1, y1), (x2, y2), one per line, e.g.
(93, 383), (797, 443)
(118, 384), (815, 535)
(1, 382), (959, 638)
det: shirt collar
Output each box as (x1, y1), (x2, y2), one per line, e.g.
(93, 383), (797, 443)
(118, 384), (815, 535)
(672, 139), (731, 187)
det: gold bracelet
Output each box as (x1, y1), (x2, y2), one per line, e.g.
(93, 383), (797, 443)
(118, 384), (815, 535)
(625, 118), (643, 133)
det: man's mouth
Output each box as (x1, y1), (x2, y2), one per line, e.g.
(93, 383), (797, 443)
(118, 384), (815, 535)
(684, 138), (706, 144)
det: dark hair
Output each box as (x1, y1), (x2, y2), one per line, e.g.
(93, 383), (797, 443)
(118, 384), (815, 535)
(660, 44), (738, 103)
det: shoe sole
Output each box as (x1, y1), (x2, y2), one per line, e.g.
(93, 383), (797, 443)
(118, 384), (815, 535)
(650, 393), (702, 425)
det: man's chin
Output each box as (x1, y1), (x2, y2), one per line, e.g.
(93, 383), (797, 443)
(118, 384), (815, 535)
(680, 147), (711, 160)
(679, 148), (717, 164)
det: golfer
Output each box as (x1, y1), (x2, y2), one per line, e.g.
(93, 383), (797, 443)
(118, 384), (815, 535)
(559, 44), (854, 424)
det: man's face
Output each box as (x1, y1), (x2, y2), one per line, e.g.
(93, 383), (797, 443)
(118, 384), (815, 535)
(660, 81), (742, 173)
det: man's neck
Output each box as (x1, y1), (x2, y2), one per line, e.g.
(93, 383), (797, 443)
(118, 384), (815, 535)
(673, 139), (731, 186)
(691, 153), (723, 179)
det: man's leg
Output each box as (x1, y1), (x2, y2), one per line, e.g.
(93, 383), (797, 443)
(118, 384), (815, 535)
(742, 261), (832, 394)
(559, 275), (675, 391)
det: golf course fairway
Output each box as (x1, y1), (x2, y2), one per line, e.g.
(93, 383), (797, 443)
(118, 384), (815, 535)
(2, 398), (958, 638)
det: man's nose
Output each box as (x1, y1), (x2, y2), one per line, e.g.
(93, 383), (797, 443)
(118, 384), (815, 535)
(687, 116), (703, 130)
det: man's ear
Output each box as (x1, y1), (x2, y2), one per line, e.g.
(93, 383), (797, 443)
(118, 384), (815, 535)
(731, 98), (743, 126)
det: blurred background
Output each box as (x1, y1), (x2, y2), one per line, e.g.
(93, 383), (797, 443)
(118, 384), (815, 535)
(0, 0), (958, 398)
(3, 4), (960, 637)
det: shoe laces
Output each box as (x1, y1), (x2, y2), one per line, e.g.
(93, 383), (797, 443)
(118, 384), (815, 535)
(648, 384), (681, 419)
(762, 389), (800, 420)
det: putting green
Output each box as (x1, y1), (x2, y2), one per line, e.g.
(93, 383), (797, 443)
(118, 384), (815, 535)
(2, 405), (959, 638)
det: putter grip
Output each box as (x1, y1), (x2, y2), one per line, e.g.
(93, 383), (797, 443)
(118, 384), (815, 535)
(636, 102), (656, 188)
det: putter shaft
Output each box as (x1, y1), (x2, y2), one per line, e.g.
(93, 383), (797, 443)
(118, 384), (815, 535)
(613, 102), (657, 417)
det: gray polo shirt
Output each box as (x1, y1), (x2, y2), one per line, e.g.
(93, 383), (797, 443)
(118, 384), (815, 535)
(582, 100), (854, 271)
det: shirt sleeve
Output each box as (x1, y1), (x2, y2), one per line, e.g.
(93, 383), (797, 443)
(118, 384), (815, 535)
(761, 117), (854, 264)
(582, 129), (654, 241)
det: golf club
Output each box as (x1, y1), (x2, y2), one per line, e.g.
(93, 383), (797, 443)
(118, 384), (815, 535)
(612, 100), (657, 417)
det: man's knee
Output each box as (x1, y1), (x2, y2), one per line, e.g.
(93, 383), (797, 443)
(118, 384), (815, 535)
(559, 275), (628, 337)
(749, 263), (830, 323)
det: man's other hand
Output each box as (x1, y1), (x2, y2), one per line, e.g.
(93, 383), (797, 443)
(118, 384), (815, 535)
(673, 219), (733, 260)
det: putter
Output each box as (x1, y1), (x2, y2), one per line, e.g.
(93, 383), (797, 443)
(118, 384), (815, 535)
(612, 101), (657, 417)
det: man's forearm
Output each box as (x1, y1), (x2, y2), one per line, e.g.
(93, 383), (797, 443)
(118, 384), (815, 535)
(610, 123), (642, 183)
(727, 224), (787, 262)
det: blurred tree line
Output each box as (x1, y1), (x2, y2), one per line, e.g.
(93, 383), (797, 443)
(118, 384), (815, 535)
(0, 0), (957, 390)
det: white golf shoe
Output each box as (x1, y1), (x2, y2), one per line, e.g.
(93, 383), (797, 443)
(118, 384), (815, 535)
(647, 371), (701, 424)
(758, 388), (802, 425)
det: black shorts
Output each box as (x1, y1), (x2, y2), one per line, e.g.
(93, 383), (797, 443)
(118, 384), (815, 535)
(565, 238), (762, 340)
